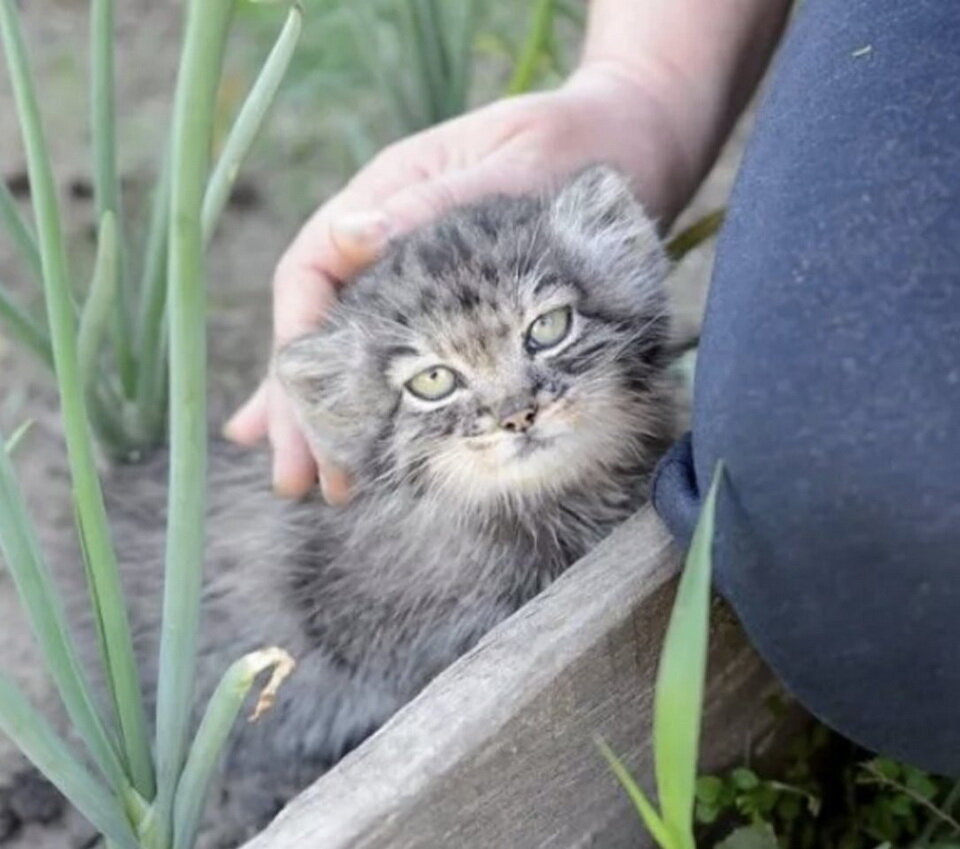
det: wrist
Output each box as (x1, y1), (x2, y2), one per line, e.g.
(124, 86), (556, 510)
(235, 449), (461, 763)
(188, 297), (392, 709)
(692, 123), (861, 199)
(559, 62), (703, 225)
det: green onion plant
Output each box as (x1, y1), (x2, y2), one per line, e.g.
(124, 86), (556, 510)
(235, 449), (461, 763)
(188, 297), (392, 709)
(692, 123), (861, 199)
(598, 462), (725, 849)
(0, 0), (302, 462)
(237, 0), (582, 176)
(0, 1), (299, 846)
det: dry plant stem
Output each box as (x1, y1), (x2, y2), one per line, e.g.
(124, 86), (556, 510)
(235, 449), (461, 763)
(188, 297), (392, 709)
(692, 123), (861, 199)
(666, 209), (725, 262)
(172, 649), (295, 849)
(151, 0), (235, 842)
(0, 0), (148, 796)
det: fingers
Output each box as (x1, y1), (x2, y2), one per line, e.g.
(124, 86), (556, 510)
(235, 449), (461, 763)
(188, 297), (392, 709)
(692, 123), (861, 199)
(329, 211), (392, 269)
(223, 380), (268, 446)
(319, 463), (352, 507)
(266, 381), (318, 499)
(377, 161), (531, 237)
(272, 262), (339, 348)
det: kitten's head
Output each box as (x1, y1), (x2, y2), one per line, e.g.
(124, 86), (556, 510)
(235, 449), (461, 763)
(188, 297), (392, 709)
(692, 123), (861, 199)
(276, 166), (672, 507)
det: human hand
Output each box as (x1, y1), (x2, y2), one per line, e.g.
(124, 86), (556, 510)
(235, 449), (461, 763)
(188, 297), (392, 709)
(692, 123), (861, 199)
(224, 65), (696, 501)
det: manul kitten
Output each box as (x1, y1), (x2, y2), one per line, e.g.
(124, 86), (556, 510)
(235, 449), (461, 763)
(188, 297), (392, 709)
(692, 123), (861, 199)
(0, 166), (675, 848)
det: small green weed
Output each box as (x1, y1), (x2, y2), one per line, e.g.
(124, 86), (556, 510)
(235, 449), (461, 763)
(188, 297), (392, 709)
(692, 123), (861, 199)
(698, 719), (960, 849)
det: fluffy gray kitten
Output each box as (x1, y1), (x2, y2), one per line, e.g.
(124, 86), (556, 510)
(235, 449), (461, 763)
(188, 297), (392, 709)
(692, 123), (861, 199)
(1, 166), (674, 847)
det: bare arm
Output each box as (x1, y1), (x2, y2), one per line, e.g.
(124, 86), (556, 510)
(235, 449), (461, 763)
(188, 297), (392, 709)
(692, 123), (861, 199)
(575, 0), (790, 217)
(225, 0), (792, 499)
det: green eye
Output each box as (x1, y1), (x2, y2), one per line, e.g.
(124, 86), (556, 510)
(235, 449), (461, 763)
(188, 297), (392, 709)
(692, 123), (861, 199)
(526, 306), (572, 351)
(405, 365), (458, 401)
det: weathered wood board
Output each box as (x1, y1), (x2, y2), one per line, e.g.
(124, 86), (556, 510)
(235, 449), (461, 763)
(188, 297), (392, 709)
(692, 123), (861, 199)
(245, 507), (776, 849)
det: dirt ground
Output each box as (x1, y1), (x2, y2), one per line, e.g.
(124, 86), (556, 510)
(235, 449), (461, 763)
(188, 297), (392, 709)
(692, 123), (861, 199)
(0, 2), (752, 846)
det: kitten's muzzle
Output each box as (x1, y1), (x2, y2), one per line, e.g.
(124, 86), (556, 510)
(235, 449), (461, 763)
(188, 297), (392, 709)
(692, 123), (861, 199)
(498, 396), (539, 434)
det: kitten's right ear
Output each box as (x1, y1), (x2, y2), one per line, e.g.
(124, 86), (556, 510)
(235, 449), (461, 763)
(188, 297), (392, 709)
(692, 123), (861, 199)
(549, 165), (668, 309)
(274, 325), (389, 478)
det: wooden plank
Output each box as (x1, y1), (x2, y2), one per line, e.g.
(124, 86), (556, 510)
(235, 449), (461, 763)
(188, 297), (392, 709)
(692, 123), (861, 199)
(245, 507), (776, 849)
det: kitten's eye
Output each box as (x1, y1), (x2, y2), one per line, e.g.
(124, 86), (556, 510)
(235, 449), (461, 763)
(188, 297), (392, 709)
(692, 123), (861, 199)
(526, 306), (572, 351)
(405, 366), (458, 401)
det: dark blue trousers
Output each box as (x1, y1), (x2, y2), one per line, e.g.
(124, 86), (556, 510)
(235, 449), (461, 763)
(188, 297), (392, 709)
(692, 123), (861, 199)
(653, 0), (960, 775)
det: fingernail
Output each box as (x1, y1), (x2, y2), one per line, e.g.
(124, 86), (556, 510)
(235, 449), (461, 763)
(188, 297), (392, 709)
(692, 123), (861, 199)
(222, 418), (244, 444)
(332, 211), (391, 250)
(320, 470), (352, 507)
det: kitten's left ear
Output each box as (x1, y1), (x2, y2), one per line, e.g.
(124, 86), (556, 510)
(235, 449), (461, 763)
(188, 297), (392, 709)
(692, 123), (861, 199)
(549, 165), (668, 305)
(274, 322), (392, 482)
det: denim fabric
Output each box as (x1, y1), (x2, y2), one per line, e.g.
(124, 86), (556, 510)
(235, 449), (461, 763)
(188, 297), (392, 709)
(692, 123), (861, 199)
(651, 0), (960, 774)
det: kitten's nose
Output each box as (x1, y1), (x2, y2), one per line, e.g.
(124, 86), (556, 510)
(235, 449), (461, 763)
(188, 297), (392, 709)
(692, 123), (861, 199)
(498, 397), (539, 434)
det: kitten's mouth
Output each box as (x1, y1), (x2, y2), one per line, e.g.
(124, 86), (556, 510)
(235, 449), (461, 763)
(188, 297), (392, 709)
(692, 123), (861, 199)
(512, 433), (555, 458)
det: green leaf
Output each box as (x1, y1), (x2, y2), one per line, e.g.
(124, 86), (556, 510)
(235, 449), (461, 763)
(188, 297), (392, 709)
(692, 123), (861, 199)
(202, 3), (303, 244)
(150, 1), (235, 843)
(696, 775), (724, 804)
(0, 434), (126, 791)
(695, 800), (719, 824)
(3, 0), (152, 787)
(132, 151), (171, 446)
(2, 419), (33, 456)
(653, 461), (724, 849)
(596, 736), (676, 849)
(776, 792), (801, 821)
(716, 823), (780, 849)
(904, 766), (938, 800)
(504, 0), (554, 95)
(870, 758), (901, 781)
(888, 793), (913, 818)
(732, 768), (760, 791)
(78, 212), (119, 394)
(91, 0), (135, 399)
(0, 280), (52, 366)
(0, 174), (42, 282)
(0, 671), (138, 849)
(0, 0), (137, 795)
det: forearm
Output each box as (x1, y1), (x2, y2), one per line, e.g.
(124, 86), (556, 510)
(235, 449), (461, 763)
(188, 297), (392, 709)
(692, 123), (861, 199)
(568, 0), (792, 219)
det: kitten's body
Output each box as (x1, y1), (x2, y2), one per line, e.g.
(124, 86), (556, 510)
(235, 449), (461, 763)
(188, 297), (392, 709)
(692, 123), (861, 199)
(1, 167), (674, 847)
